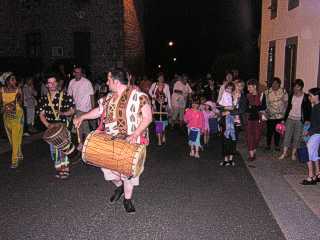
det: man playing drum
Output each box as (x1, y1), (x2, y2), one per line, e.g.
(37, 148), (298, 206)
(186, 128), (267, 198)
(38, 73), (75, 179)
(74, 68), (152, 213)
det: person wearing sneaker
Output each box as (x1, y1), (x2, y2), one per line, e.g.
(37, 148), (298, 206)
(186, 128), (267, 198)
(0, 72), (24, 168)
(301, 88), (320, 185)
(265, 77), (288, 151)
(244, 79), (267, 161)
(38, 73), (75, 179)
(23, 77), (38, 134)
(184, 96), (205, 159)
(68, 66), (95, 151)
(279, 79), (311, 161)
(74, 68), (152, 213)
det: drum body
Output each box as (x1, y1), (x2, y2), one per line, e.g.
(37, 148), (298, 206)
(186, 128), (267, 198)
(82, 131), (146, 177)
(42, 123), (75, 155)
(188, 127), (199, 142)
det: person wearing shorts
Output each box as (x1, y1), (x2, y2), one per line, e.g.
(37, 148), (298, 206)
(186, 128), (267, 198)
(301, 88), (320, 185)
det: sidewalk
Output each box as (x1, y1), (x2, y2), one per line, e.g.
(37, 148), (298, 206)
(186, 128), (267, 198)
(0, 132), (43, 155)
(238, 134), (320, 240)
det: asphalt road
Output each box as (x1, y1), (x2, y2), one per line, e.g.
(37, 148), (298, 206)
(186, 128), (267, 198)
(0, 128), (285, 240)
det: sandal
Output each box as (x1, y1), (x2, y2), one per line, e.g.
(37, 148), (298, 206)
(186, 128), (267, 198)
(301, 177), (317, 185)
(55, 171), (70, 180)
(220, 161), (231, 166)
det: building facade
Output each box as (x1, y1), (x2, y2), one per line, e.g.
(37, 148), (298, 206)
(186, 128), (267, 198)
(259, 0), (320, 91)
(0, 0), (145, 77)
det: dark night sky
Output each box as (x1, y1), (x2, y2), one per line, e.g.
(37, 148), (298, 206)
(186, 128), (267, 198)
(144, 0), (262, 78)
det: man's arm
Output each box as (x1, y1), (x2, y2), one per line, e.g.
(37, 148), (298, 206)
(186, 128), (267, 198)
(148, 83), (156, 97)
(165, 84), (172, 109)
(40, 111), (50, 128)
(88, 80), (95, 109)
(73, 107), (101, 128)
(90, 95), (95, 109)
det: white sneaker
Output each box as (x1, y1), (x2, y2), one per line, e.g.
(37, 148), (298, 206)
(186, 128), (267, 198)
(23, 132), (31, 137)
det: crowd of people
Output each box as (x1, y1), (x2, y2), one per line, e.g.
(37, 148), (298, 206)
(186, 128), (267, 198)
(1, 66), (320, 213)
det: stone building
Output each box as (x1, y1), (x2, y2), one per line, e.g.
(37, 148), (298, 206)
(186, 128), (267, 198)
(259, 0), (320, 91)
(0, 0), (145, 78)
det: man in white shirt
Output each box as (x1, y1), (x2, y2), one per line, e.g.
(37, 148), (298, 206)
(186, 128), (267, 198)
(171, 75), (192, 127)
(68, 67), (95, 149)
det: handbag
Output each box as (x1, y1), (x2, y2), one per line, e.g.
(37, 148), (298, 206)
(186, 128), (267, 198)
(297, 142), (309, 163)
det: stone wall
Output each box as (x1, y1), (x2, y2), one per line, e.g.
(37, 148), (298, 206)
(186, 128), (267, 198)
(0, 0), (145, 79)
(122, 0), (145, 76)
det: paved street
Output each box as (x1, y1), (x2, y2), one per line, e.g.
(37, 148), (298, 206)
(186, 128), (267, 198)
(0, 128), (285, 240)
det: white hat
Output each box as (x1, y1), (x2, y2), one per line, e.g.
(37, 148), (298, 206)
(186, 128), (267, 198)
(0, 72), (13, 84)
(204, 101), (215, 109)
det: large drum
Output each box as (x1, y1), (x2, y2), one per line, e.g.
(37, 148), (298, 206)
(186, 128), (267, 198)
(82, 131), (146, 177)
(42, 123), (75, 155)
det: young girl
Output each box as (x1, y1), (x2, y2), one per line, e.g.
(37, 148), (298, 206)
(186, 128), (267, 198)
(219, 82), (237, 166)
(153, 82), (169, 146)
(184, 96), (204, 158)
(202, 101), (219, 145)
(301, 88), (320, 185)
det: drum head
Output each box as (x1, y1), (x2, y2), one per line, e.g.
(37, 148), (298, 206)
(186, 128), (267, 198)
(132, 145), (147, 177)
(81, 131), (94, 163)
(42, 123), (64, 140)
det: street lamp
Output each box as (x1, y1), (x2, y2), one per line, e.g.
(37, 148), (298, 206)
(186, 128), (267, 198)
(168, 41), (174, 47)
(173, 57), (177, 62)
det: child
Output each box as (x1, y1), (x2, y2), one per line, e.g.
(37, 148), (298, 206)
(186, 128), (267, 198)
(219, 82), (237, 166)
(301, 88), (320, 185)
(153, 83), (169, 146)
(184, 96), (205, 158)
(202, 101), (219, 145)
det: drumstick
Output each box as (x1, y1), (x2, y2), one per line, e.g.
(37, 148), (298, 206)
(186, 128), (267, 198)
(76, 127), (81, 144)
(153, 112), (168, 115)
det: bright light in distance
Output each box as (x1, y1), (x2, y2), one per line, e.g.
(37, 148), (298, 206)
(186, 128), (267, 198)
(168, 41), (174, 47)
(173, 58), (177, 62)
(158, 64), (162, 68)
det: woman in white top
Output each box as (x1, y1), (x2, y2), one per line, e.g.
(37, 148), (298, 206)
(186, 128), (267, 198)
(149, 74), (171, 110)
(279, 79), (312, 160)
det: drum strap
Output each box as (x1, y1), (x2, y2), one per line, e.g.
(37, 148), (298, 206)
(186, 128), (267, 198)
(116, 87), (133, 136)
(47, 91), (63, 121)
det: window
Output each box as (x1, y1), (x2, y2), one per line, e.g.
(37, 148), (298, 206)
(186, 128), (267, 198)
(26, 32), (41, 57)
(270, 0), (277, 19)
(288, 0), (299, 10)
(267, 41), (276, 87)
(284, 37), (298, 92)
(20, 0), (41, 9)
(52, 47), (64, 57)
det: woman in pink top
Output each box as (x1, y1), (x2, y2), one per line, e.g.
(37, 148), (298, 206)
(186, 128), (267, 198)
(184, 97), (204, 158)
